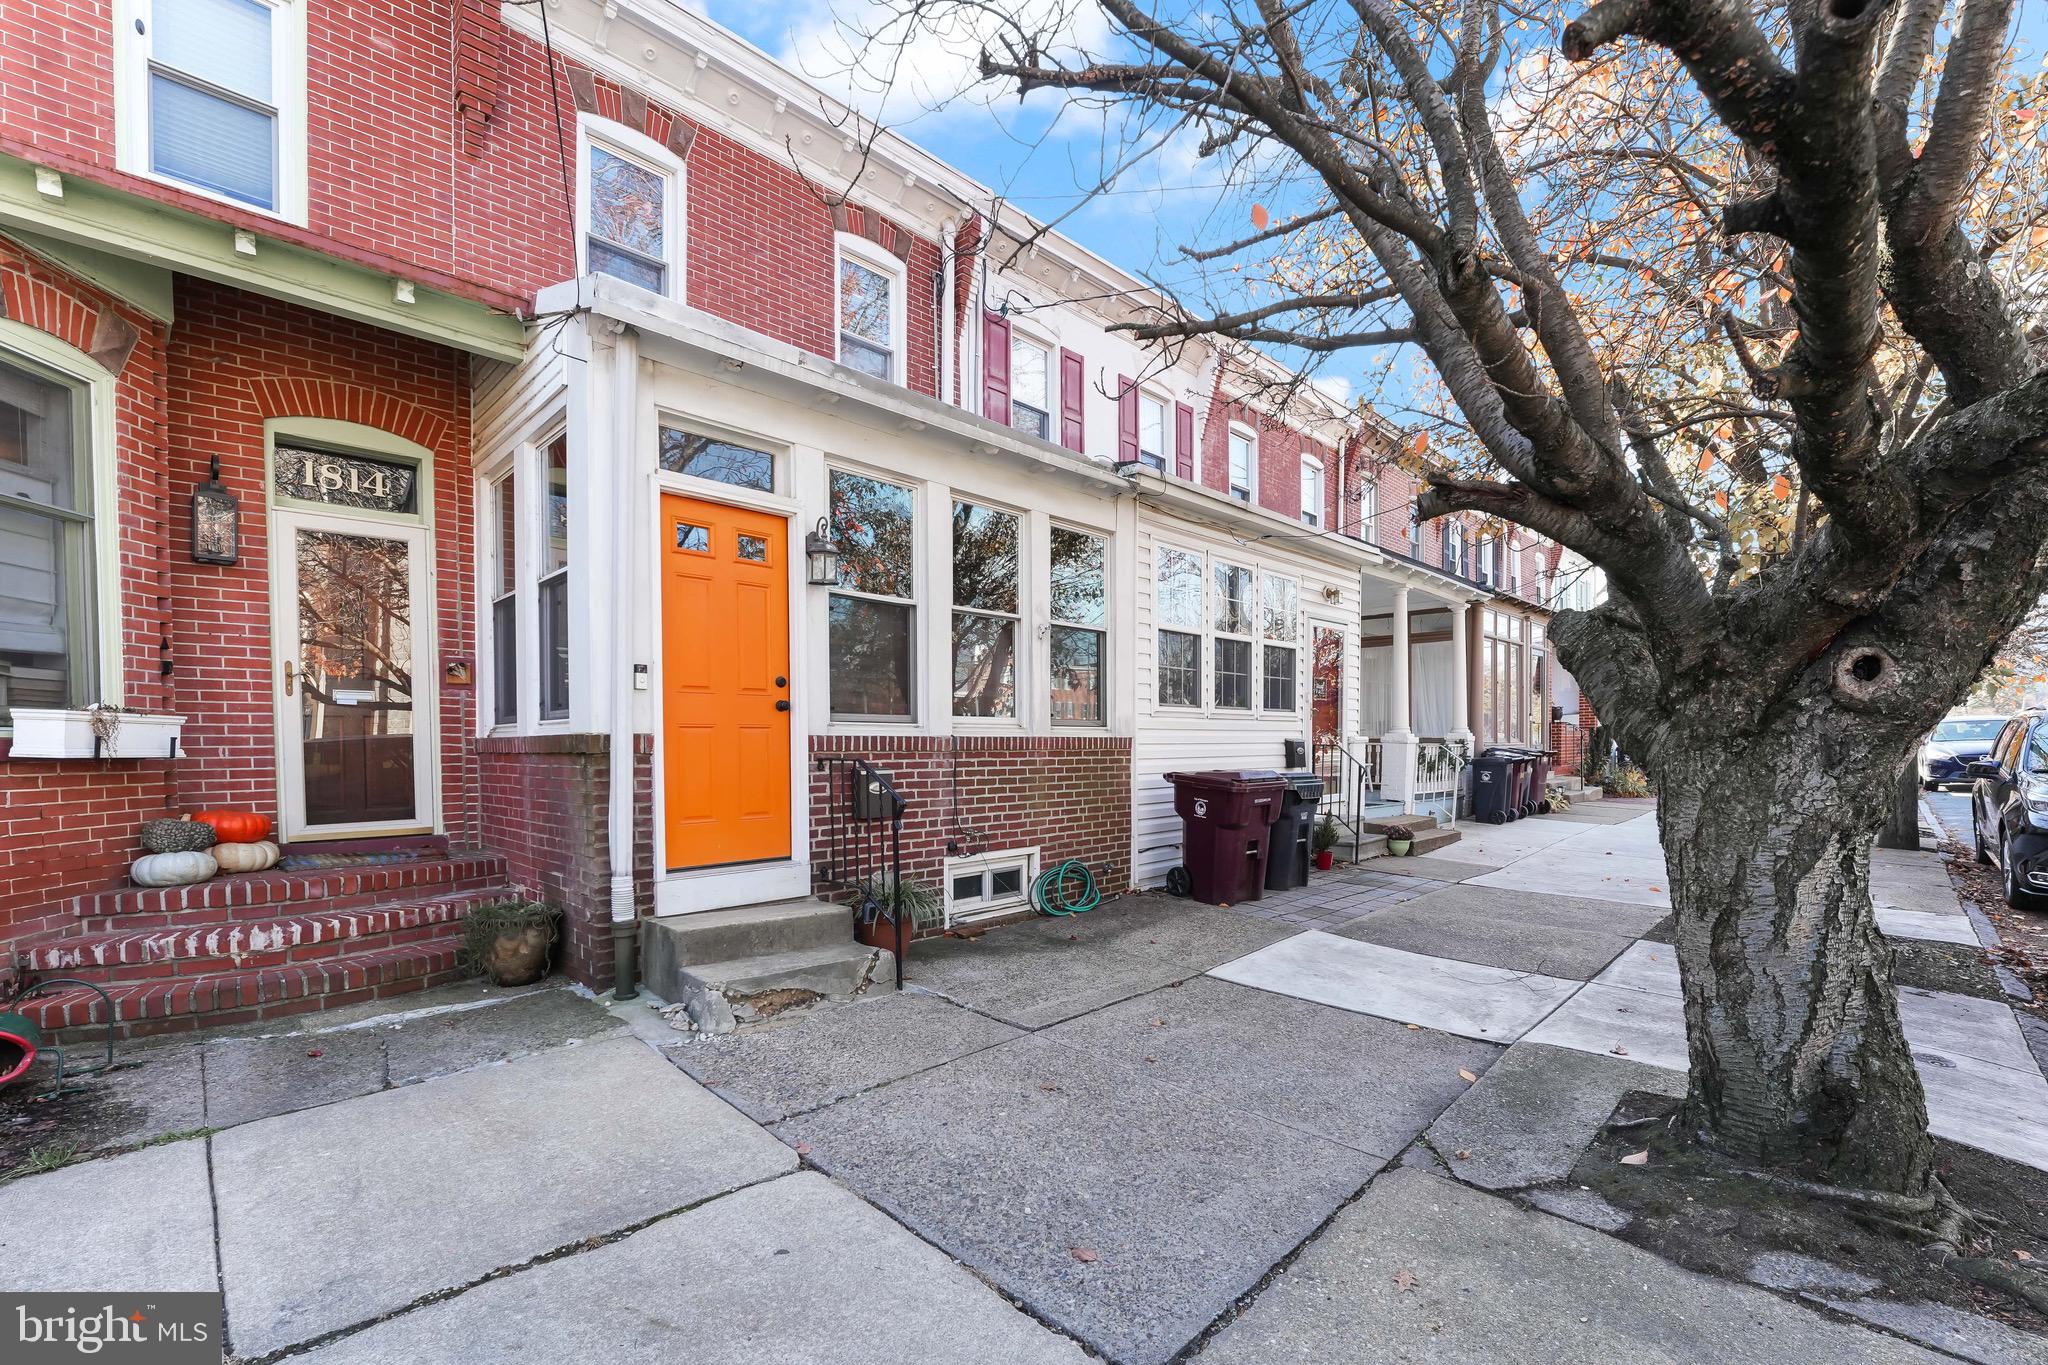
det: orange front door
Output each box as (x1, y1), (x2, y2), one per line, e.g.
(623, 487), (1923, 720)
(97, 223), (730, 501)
(660, 493), (792, 871)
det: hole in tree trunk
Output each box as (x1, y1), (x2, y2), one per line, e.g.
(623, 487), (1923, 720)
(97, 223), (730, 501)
(1850, 652), (1884, 683)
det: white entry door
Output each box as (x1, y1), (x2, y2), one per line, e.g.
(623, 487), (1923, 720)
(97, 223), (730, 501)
(272, 509), (437, 840)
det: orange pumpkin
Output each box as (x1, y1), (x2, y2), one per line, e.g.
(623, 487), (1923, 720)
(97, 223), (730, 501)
(191, 809), (272, 843)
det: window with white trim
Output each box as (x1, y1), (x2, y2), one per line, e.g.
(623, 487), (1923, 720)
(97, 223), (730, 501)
(1212, 561), (1254, 710)
(1228, 427), (1255, 502)
(1010, 334), (1052, 440)
(952, 499), (1020, 719)
(487, 469), (517, 727)
(1359, 476), (1379, 545)
(829, 469), (916, 719)
(1137, 393), (1168, 470)
(1443, 521), (1468, 577)
(0, 346), (97, 724)
(582, 128), (682, 297)
(1050, 527), (1106, 726)
(837, 238), (905, 383)
(538, 432), (570, 721)
(947, 848), (1039, 924)
(117, 0), (307, 219)
(1155, 545), (1203, 707)
(1300, 456), (1324, 528)
(1261, 575), (1299, 712)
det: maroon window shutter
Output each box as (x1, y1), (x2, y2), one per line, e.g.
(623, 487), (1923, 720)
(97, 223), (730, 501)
(982, 311), (1011, 424)
(1059, 349), (1085, 452)
(1174, 403), (1195, 480)
(1116, 375), (1139, 464)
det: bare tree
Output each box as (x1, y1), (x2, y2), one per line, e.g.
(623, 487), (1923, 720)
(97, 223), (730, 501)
(846, 0), (2048, 1225)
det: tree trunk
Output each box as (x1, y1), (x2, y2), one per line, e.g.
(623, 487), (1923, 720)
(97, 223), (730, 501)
(1657, 735), (1934, 1194)
(1877, 760), (1922, 851)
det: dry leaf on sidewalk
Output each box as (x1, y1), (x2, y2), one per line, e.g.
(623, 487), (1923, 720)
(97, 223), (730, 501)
(1619, 1150), (1650, 1166)
(1071, 1247), (1099, 1263)
(1610, 1045), (1629, 1055)
(1457, 1068), (1478, 1082)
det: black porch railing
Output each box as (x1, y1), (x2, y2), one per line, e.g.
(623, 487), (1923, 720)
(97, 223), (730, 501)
(1312, 733), (1387, 865)
(812, 755), (908, 988)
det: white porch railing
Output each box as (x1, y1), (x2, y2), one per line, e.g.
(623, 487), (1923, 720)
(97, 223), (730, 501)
(1412, 740), (1468, 824)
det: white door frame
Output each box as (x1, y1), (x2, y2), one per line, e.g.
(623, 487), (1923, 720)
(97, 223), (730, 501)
(270, 506), (441, 842)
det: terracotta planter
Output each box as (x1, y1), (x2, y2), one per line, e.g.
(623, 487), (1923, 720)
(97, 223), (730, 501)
(1313, 849), (1335, 871)
(481, 924), (552, 986)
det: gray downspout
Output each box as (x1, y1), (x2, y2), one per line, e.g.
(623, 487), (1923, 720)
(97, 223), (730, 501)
(608, 321), (642, 1001)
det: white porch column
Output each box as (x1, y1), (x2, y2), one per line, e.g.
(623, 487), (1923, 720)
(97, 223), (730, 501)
(1381, 583), (1418, 806)
(607, 322), (642, 999)
(1447, 597), (1474, 748)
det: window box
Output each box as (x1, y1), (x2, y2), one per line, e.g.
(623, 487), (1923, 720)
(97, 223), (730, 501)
(8, 708), (186, 760)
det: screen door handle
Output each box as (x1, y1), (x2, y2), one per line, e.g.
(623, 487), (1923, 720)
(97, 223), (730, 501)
(283, 659), (297, 696)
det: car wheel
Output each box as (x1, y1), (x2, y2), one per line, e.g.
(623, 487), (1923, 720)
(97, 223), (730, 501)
(1923, 779), (1940, 792)
(1974, 810), (1992, 865)
(2001, 831), (2042, 910)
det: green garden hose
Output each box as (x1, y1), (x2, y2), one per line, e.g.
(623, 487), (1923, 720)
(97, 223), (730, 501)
(1032, 859), (1100, 916)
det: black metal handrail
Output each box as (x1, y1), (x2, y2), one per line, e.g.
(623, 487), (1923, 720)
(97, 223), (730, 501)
(812, 755), (908, 988)
(1312, 733), (1386, 865)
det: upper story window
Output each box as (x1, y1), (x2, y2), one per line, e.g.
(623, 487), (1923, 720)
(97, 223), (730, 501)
(1137, 393), (1168, 470)
(1300, 456), (1324, 529)
(1228, 427), (1255, 502)
(1444, 522), (1468, 577)
(1359, 476), (1379, 544)
(1010, 335), (1052, 440)
(0, 345), (99, 726)
(578, 121), (683, 299)
(117, 0), (309, 221)
(837, 237), (904, 383)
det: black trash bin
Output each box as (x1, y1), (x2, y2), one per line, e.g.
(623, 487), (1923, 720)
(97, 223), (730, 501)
(1165, 770), (1288, 905)
(1265, 770), (1327, 892)
(1470, 751), (1517, 824)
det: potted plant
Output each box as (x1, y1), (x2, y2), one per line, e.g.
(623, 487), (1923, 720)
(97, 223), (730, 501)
(852, 872), (942, 947)
(1311, 814), (1341, 870)
(461, 899), (560, 987)
(1387, 832), (1414, 856)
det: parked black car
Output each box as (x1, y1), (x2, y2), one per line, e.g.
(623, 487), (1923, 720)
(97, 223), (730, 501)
(1970, 709), (2048, 909)
(1921, 713), (2006, 790)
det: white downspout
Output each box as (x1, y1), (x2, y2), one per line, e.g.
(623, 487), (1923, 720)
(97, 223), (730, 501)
(939, 217), (957, 408)
(608, 322), (642, 999)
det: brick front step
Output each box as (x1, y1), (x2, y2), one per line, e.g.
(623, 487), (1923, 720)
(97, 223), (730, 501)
(23, 941), (475, 1043)
(63, 853), (510, 929)
(22, 889), (503, 978)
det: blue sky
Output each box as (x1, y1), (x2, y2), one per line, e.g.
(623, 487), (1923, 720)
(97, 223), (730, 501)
(703, 0), (2048, 418)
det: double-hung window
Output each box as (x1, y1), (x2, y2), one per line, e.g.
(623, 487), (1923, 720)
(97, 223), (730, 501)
(1261, 576), (1299, 712)
(1155, 546), (1203, 707)
(1010, 336), (1052, 440)
(0, 348), (96, 725)
(1137, 394), (1168, 470)
(1444, 522), (1468, 577)
(1359, 477), (1379, 545)
(838, 240), (904, 382)
(584, 133), (679, 296)
(1212, 562), (1254, 709)
(1300, 457), (1324, 528)
(829, 470), (916, 719)
(951, 500), (1020, 719)
(1050, 528), (1106, 725)
(123, 0), (305, 217)
(488, 470), (517, 726)
(538, 433), (571, 720)
(1228, 428), (1255, 502)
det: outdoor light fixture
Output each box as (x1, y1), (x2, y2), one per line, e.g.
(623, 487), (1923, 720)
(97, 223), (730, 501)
(805, 518), (843, 586)
(190, 455), (239, 565)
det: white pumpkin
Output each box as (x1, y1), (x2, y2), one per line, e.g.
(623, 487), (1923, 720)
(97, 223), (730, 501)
(132, 850), (218, 887)
(213, 840), (280, 874)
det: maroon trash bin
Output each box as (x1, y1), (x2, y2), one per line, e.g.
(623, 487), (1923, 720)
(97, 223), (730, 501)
(1166, 770), (1288, 905)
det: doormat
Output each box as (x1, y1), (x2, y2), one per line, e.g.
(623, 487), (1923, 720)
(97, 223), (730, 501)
(277, 850), (439, 871)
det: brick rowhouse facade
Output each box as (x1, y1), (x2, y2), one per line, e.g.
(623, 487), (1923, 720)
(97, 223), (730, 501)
(0, 0), (1574, 1030)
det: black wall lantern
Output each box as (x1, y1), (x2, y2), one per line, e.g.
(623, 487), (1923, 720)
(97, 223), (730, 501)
(804, 517), (842, 586)
(190, 455), (239, 565)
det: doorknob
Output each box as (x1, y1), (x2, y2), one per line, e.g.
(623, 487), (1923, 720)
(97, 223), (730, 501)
(775, 700), (791, 712)
(283, 659), (297, 696)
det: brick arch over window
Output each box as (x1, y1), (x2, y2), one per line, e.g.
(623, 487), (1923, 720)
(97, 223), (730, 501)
(249, 378), (449, 454)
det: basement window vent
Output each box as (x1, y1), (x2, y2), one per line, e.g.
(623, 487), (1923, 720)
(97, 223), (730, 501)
(945, 848), (1039, 926)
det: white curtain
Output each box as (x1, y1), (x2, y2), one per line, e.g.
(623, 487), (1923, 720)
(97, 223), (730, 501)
(1359, 643), (1391, 736)
(1413, 640), (1454, 737)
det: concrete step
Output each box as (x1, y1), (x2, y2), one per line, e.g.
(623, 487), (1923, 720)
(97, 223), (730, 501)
(639, 900), (851, 969)
(684, 942), (896, 999)
(1411, 826), (1462, 854)
(1335, 834), (1390, 862)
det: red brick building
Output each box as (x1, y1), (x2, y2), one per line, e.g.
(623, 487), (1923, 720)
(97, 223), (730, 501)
(0, 0), (1575, 1035)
